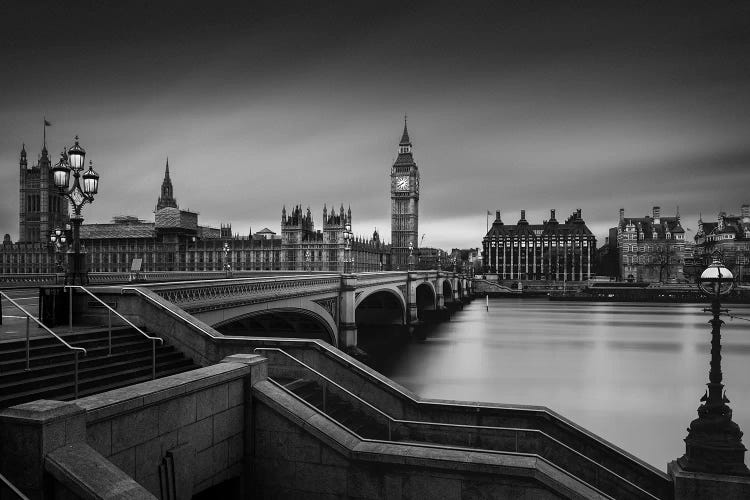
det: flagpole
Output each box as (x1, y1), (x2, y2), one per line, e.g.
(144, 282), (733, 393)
(43, 117), (46, 148)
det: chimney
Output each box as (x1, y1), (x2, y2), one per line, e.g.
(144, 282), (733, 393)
(619, 208), (624, 224)
(653, 206), (661, 224)
(550, 209), (556, 221)
(742, 204), (750, 223)
(520, 210), (526, 221)
(495, 210), (501, 221)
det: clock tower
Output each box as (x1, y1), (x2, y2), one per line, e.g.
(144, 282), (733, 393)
(390, 117), (420, 270)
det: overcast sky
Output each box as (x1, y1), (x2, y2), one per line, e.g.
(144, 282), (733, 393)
(2, 1), (749, 249)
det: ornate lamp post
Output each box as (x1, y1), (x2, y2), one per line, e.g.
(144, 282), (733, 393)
(52, 137), (99, 286)
(408, 241), (414, 271)
(305, 250), (311, 272)
(343, 222), (353, 274)
(222, 242), (231, 277)
(49, 224), (71, 283)
(679, 253), (749, 475)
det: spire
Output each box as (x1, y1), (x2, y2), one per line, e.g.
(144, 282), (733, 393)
(156, 157), (178, 211)
(399, 114), (411, 146)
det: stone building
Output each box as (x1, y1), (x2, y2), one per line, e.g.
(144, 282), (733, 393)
(18, 142), (69, 243)
(390, 119), (420, 270)
(693, 205), (750, 282)
(280, 204), (390, 272)
(482, 209), (596, 281)
(1, 156), (390, 275)
(617, 206), (686, 283)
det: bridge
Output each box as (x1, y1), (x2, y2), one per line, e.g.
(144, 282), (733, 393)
(109, 271), (473, 350)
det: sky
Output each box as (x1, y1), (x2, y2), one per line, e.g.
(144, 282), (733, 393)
(2, 1), (750, 250)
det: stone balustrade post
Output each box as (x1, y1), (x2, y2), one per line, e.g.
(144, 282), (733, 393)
(407, 271), (420, 326)
(0, 400), (86, 500)
(339, 274), (357, 350)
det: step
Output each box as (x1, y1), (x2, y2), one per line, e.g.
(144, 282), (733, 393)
(0, 348), (186, 391)
(0, 330), (151, 361)
(0, 340), (172, 376)
(0, 358), (197, 408)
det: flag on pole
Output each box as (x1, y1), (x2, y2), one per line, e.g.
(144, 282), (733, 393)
(44, 119), (51, 127)
(487, 210), (491, 216)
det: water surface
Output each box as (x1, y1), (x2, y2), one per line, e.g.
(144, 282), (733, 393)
(375, 298), (750, 470)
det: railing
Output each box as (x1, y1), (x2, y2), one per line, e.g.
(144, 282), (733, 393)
(65, 286), (163, 380)
(256, 345), (668, 500)
(0, 291), (87, 399)
(0, 472), (30, 500)
(256, 348), (655, 499)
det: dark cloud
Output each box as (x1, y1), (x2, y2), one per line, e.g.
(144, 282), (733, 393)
(1, 1), (749, 249)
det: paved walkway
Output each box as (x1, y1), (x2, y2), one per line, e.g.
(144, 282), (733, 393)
(0, 289), (103, 343)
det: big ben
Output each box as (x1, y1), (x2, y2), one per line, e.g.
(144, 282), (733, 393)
(390, 118), (420, 270)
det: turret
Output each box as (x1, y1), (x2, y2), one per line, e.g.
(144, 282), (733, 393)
(20, 144), (27, 169)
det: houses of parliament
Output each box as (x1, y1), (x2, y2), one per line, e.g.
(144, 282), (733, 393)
(1, 121), (423, 274)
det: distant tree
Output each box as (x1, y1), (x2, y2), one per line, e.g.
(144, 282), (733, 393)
(648, 244), (681, 282)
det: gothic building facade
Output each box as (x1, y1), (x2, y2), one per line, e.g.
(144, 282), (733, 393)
(482, 209), (596, 281)
(390, 119), (420, 270)
(280, 204), (390, 272)
(18, 143), (69, 243)
(2, 154), (390, 275)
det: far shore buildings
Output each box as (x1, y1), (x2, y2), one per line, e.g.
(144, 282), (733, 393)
(693, 205), (750, 282)
(1, 145), (389, 274)
(481, 209), (596, 281)
(616, 206), (687, 283)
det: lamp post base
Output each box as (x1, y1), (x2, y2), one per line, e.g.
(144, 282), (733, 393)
(65, 252), (89, 286)
(679, 412), (749, 475)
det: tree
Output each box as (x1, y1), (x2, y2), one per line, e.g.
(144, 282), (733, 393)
(648, 244), (681, 282)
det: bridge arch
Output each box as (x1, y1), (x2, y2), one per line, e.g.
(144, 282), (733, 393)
(415, 282), (436, 319)
(208, 304), (338, 345)
(355, 286), (407, 326)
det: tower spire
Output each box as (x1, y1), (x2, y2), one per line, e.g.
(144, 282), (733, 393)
(156, 158), (178, 211)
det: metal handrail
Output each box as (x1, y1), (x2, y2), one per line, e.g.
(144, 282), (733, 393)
(121, 287), (216, 338)
(257, 347), (660, 500)
(0, 472), (30, 500)
(0, 291), (87, 399)
(66, 286), (163, 380)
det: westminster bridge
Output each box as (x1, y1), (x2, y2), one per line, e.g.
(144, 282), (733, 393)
(30, 270), (473, 352)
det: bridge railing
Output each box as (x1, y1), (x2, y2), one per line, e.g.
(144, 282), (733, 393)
(256, 347), (660, 500)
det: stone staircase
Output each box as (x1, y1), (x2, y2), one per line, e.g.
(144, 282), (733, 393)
(0, 327), (198, 408)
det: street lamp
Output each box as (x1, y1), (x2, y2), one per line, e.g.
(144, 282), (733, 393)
(52, 137), (99, 285)
(49, 225), (71, 282)
(343, 222), (353, 273)
(408, 241), (414, 271)
(679, 253), (749, 474)
(222, 242), (231, 277)
(305, 250), (311, 272)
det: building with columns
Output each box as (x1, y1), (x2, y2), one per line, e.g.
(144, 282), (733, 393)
(482, 209), (596, 281)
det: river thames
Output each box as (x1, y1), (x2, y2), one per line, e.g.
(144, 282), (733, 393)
(374, 298), (750, 470)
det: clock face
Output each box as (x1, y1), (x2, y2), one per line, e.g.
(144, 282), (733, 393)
(396, 176), (409, 191)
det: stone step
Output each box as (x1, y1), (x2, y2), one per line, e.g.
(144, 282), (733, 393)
(0, 347), (185, 391)
(0, 358), (196, 408)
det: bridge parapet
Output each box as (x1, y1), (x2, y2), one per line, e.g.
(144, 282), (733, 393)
(146, 275), (342, 313)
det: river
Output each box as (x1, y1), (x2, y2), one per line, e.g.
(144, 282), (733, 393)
(371, 298), (750, 470)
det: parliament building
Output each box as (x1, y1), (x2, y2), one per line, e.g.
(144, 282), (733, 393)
(2, 140), (390, 275)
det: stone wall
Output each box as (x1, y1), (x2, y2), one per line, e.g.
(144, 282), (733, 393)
(0, 354), (265, 500)
(252, 380), (590, 499)
(77, 359), (257, 496)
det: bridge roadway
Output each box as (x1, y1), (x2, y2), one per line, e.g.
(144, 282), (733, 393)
(134, 271), (474, 350)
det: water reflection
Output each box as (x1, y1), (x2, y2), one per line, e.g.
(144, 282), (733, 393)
(373, 298), (750, 470)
